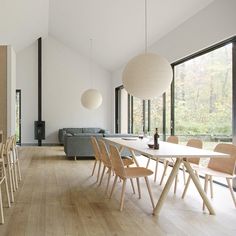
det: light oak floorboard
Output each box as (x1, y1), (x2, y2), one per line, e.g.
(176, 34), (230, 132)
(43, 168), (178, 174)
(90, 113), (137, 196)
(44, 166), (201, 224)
(0, 147), (235, 236)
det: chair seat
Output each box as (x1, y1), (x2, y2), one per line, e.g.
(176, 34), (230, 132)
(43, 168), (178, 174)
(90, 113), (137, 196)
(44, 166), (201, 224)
(125, 167), (153, 178)
(191, 165), (235, 178)
(123, 157), (134, 166)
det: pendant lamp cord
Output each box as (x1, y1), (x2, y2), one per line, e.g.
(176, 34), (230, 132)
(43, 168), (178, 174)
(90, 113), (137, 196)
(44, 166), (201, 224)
(89, 38), (93, 88)
(145, 0), (147, 53)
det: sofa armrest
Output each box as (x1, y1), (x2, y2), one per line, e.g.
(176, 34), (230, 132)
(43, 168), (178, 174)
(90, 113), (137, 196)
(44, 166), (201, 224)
(58, 129), (67, 144)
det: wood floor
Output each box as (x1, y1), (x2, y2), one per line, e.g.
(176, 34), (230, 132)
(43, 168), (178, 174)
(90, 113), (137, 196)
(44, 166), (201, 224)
(0, 146), (236, 236)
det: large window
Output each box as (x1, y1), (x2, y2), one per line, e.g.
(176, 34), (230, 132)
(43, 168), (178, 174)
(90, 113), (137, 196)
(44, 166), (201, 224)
(174, 43), (233, 149)
(132, 97), (144, 134)
(115, 36), (236, 147)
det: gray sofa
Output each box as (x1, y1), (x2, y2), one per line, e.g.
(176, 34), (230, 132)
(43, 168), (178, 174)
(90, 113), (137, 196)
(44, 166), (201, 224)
(58, 127), (137, 159)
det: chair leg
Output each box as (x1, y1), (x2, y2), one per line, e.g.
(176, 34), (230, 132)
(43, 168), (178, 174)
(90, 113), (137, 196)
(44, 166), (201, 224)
(98, 165), (106, 186)
(182, 174), (191, 199)
(109, 175), (118, 199)
(120, 179), (127, 211)
(195, 170), (200, 180)
(0, 185), (4, 224)
(144, 177), (155, 209)
(174, 172), (178, 194)
(16, 149), (22, 181)
(146, 157), (151, 168)
(13, 149), (18, 189)
(130, 178), (135, 194)
(203, 175), (209, 211)
(96, 161), (102, 183)
(209, 175), (214, 199)
(10, 153), (16, 192)
(136, 178), (141, 199)
(7, 164), (14, 203)
(14, 162), (18, 189)
(160, 160), (169, 185)
(226, 178), (236, 207)
(182, 164), (186, 185)
(4, 176), (11, 208)
(105, 169), (112, 195)
(91, 160), (97, 176)
(154, 158), (159, 183)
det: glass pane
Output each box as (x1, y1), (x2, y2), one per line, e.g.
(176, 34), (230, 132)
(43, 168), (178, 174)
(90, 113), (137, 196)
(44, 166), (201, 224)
(133, 97), (143, 134)
(150, 97), (163, 139)
(165, 88), (171, 136)
(144, 100), (149, 133)
(174, 43), (232, 151)
(15, 91), (20, 143)
(120, 88), (128, 133)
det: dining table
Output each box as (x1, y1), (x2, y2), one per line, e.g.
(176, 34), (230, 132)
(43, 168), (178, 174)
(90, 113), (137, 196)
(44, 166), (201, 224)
(103, 137), (230, 216)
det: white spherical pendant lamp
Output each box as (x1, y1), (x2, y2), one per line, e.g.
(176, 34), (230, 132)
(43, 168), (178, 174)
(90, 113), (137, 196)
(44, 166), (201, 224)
(81, 89), (102, 110)
(122, 0), (173, 100)
(81, 39), (103, 110)
(122, 53), (173, 100)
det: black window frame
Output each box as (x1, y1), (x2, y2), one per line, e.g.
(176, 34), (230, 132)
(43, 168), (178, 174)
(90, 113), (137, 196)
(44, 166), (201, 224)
(115, 36), (236, 143)
(171, 36), (236, 141)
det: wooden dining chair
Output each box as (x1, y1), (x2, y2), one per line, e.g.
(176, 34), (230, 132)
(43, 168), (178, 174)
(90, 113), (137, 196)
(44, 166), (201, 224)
(183, 143), (236, 208)
(98, 140), (135, 195)
(160, 138), (202, 194)
(4, 138), (15, 202)
(0, 143), (11, 224)
(12, 135), (22, 184)
(109, 144), (154, 211)
(90, 137), (102, 182)
(159, 136), (179, 185)
(146, 135), (179, 183)
(9, 135), (21, 191)
(0, 130), (3, 144)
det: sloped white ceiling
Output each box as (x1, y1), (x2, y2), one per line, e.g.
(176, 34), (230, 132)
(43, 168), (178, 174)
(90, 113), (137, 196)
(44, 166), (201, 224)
(0, 0), (214, 71)
(0, 0), (49, 51)
(49, 0), (214, 71)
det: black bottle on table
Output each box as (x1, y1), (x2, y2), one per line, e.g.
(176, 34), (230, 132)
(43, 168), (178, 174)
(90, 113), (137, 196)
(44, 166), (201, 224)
(154, 128), (159, 150)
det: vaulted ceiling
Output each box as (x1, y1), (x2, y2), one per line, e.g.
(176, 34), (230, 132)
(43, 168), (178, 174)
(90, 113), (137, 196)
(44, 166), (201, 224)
(0, 0), (214, 71)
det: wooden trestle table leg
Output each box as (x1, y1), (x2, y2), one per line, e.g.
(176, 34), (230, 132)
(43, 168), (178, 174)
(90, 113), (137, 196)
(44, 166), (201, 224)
(153, 158), (182, 216)
(183, 160), (215, 215)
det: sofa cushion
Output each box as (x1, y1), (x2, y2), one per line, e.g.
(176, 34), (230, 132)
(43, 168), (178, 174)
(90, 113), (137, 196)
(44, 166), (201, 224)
(64, 128), (83, 135)
(104, 133), (138, 138)
(82, 128), (101, 133)
(73, 133), (103, 137)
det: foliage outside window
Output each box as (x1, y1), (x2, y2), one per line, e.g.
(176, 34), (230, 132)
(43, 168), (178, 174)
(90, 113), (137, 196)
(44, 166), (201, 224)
(174, 43), (232, 148)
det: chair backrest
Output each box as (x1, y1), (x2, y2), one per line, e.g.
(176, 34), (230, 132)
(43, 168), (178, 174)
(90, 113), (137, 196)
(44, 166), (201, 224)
(109, 144), (126, 178)
(9, 136), (15, 151)
(208, 143), (236, 175)
(5, 137), (11, 152)
(0, 130), (3, 143)
(167, 136), (179, 144)
(98, 140), (111, 167)
(12, 135), (16, 146)
(0, 143), (5, 164)
(0, 143), (3, 158)
(186, 139), (203, 164)
(90, 137), (101, 161)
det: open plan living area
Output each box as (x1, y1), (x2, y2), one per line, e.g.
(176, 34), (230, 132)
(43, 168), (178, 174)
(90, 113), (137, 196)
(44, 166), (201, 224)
(0, 0), (236, 235)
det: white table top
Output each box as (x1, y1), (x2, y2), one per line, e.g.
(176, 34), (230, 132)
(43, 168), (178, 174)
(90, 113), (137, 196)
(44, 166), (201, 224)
(104, 137), (229, 159)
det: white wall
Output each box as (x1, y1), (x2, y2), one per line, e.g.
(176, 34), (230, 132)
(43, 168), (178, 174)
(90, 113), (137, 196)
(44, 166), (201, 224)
(111, 0), (236, 132)
(16, 42), (38, 143)
(7, 46), (16, 136)
(16, 36), (112, 144)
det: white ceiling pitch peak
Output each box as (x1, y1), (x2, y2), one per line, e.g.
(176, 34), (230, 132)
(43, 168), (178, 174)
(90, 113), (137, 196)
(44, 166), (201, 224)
(0, 0), (49, 51)
(49, 0), (214, 71)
